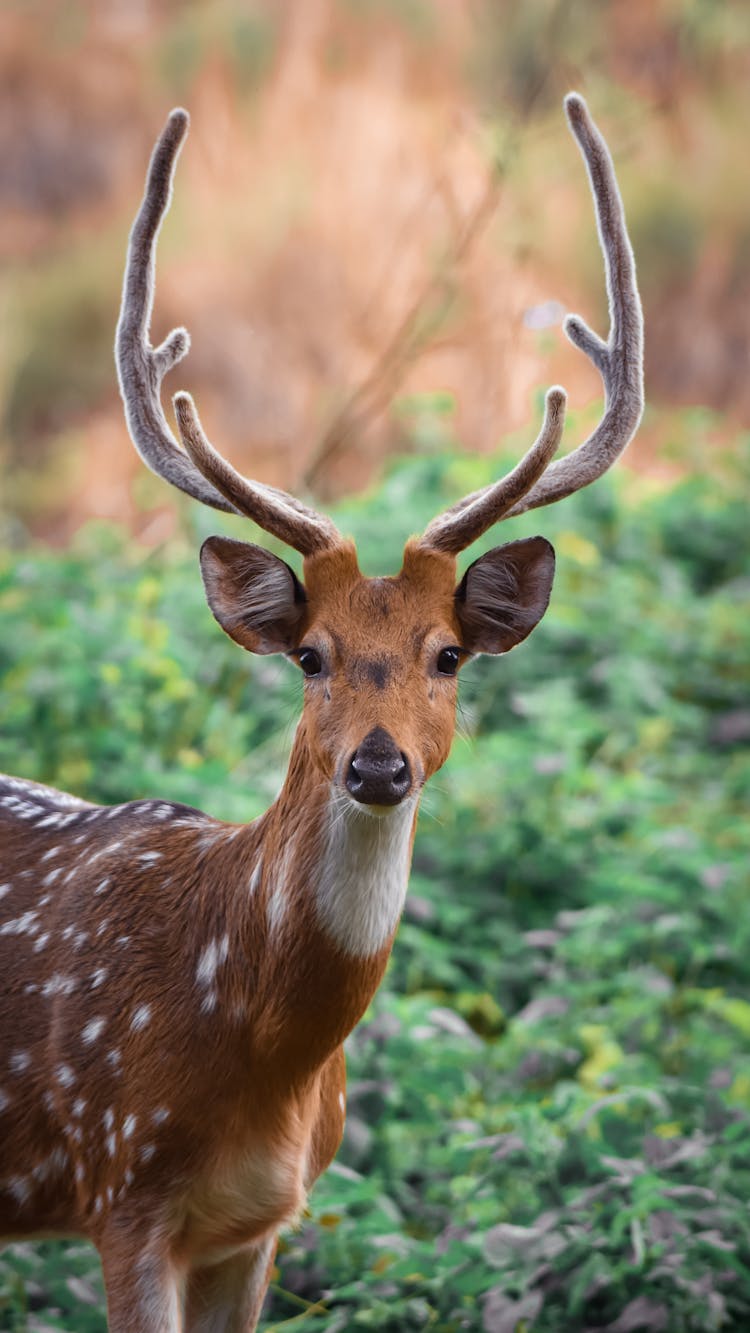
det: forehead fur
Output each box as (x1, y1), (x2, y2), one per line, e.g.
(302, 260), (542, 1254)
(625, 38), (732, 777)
(301, 539), (459, 639)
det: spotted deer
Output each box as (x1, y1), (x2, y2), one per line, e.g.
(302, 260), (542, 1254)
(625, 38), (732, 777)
(0, 94), (642, 1331)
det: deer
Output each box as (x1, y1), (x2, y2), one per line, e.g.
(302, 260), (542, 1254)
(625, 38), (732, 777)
(0, 93), (642, 1331)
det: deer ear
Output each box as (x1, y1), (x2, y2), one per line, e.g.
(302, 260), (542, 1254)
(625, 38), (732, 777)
(455, 537), (555, 654)
(200, 537), (307, 654)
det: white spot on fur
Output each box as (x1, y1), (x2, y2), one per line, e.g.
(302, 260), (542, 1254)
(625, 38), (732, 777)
(131, 1004), (151, 1031)
(33, 932), (51, 952)
(55, 1064), (75, 1087)
(248, 859), (263, 894)
(152, 1107), (170, 1124)
(139, 1143), (156, 1163)
(139, 851), (162, 863)
(107, 1048), (122, 1068)
(315, 795), (416, 956)
(106, 1134), (117, 1157)
(90, 967), (108, 989)
(0, 1089), (9, 1112)
(43, 867), (62, 886)
(43, 974), (77, 997)
(82, 1018), (106, 1045)
(94, 877), (110, 896)
(36, 812), (66, 829)
(266, 885), (287, 933)
(266, 838), (297, 933)
(338, 1091), (346, 1114)
(9, 1051), (31, 1075)
(31, 1147), (67, 1184)
(0, 883), (11, 903)
(103, 1107), (115, 1130)
(196, 935), (229, 987)
(72, 1097), (87, 1118)
(2, 795), (45, 819)
(41, 846), (61, 861)
(1, 778), (89, 809)
(1, 910), (39, 936)
(201, 990), (217, 1014)
(8, 1176), (31, 1205)
(123, 1114), (137, 1139)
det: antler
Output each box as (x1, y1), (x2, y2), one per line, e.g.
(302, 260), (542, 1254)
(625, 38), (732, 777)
(419, 92), (644, 556)
(115, 109), (340, 557)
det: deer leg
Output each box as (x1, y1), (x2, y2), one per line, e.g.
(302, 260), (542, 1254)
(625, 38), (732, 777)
(99, 1230), (182, 1333)
(184, 1236), (278, 1333)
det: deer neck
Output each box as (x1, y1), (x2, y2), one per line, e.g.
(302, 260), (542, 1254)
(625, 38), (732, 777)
(247, 724), (419, 1070)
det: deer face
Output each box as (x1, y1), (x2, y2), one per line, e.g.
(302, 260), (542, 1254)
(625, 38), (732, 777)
(199, 533), (555, 810)
(116, 96), (641, 812)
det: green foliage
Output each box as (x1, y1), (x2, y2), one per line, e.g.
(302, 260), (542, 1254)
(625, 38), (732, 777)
(1, 416), (749, 1330)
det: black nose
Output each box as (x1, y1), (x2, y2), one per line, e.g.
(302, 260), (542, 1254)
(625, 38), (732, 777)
(346, 727), (412, 806)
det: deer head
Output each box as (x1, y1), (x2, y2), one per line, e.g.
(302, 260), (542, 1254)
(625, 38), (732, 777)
(116, 95), (643, 812)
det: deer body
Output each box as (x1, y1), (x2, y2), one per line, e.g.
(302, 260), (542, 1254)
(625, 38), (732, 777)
(0, 751), (408, 1310)
(0, 95), (643, 1330)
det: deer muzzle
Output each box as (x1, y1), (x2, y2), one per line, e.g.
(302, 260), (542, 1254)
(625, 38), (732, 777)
(345, 727), (412, 807)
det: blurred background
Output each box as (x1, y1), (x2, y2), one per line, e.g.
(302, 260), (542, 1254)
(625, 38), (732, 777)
(1, 3), (750, 1331)
(1, 0), (750, 538)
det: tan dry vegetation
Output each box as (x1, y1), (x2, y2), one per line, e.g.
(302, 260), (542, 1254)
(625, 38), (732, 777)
(1, 0), (750, 538)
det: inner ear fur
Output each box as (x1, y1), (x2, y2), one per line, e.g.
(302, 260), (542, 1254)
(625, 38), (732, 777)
(200, 537), (307, 654)
(455, 536), (555, 655)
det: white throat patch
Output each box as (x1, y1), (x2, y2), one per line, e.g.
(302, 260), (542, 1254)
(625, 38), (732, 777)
(315, 795), (416, 957)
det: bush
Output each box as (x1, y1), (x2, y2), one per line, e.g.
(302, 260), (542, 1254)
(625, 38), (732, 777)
(1, 417), (749, 1330)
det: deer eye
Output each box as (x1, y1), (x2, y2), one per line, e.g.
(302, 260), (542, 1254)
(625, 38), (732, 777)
(298, 648), (323, 677)
(436, 647), (461, 676)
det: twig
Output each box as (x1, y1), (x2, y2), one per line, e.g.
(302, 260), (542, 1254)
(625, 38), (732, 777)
(303, 4), (571, 492)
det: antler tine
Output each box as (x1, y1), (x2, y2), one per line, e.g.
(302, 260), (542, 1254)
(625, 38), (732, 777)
(116, 109), (341, 556)
(115, 109), (236, 514)
(173, 393), (340, 556)
(419, 93), (644, 556)
(419, 387), (567, 553)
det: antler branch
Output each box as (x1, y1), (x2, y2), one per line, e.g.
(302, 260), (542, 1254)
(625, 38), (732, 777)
(420, 92), (644, 556)
(173, 393), (340, 555)
(115, 109), (341, 556)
